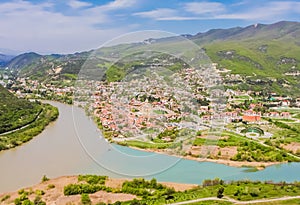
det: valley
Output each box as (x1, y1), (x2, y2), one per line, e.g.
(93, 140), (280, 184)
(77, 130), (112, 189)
(1, 22), (300, 166)
(0, 20), (300, 204)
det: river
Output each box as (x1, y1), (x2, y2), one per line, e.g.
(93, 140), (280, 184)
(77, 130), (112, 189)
(0, 101), (299, 193)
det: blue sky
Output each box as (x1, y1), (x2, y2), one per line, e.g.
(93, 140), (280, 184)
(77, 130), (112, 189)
(1, 0), (300, 54)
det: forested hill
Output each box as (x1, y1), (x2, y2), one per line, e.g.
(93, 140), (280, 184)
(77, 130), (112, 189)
(0, 85), (42, 134)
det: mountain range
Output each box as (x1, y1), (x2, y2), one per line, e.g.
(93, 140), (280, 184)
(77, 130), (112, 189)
(0, 54), (15, 67)
(1, 21), (300, 95)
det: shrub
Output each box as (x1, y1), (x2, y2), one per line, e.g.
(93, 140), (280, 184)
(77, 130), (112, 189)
(78, 175), (107, 185)
(41, 175), (49, 182)
(14, 198), (21, 205)
(0, 195), (10, 202)
(35, 190), (45, 196)
(18, 189), (26, 195)
(33, 195), (46, 205)
(47, 184), (55, 189)
(64, 183), (110, 195)
(21, 199), (34, 205)
(250, 188), (260, 197)
(81, 194), (92, 205)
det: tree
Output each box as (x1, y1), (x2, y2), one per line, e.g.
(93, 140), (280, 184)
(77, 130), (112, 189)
(217, 187), (224, 198)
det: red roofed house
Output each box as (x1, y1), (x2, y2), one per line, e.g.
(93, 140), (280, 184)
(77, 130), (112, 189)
(242, 115), (261, 122)
(242, 110), (261, 122)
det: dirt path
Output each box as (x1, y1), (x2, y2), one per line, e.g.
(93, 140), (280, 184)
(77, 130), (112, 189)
(168, 195), (300, 205)
(234, 195), (300, 204)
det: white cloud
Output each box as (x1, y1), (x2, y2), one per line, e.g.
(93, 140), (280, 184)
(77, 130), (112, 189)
(0, 1), (129, 54)
(100, 0), (138, 11)
(157, 16), (200, 21)
(133, 8), (177, 19)
(270, 1), (300, 14)
(133, 8), (201, 21)
(1, 0), (299, 53)
(133, 0), (300, 22)
(184, 2), (225, 15)
(216, 1), (300, 21)
(67, 0), (92, 9)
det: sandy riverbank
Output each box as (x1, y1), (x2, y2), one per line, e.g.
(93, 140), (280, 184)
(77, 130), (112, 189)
(0, 176), (197, 205)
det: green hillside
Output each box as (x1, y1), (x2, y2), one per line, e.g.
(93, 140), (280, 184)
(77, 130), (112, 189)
(3, 21), (300, 96)
(0, 85), (42, 134)
(200, 22), (300, 96)
(0, 85), (59, 151)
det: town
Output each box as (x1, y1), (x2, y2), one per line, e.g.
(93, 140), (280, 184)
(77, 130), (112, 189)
(1, 60), (300, 165)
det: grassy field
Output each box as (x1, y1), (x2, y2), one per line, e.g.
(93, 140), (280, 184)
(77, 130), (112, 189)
(117, 140), (180, 150)
(192, 131), (298, 162)
(253, 199), (300, 205)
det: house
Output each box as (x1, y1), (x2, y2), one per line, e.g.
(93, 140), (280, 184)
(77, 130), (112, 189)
(280, 112), (291, 119)
(242, 115), (261, 122)
(267, 112), (280, 117)
(242, 110), (261, 122)
(243, 110), (260, 116)
(249, 104), (256, 109)
(202, 115), (211, 121)
(281, 100), (290, 107)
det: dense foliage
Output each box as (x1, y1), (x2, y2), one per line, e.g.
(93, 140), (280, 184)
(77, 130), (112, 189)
(64, 183), (111, 195)
(64, 175), (111, 195)
(0, 102), (59, 151)
(121, 178), (175, 198)
(78, 175), (107, 185)
(0, 85), (42, 134)
(60, 175), (300, 205)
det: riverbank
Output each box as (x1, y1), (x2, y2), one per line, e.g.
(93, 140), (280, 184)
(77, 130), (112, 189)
(2, 175), (300, 205)
(0, 176), (197, 204)
(125, 145), (283, 170)
(0, 103), (59, 151)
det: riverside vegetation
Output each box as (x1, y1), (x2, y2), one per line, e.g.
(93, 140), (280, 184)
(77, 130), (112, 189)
(1, 175), (300, 205)
(0, 85), (59, 151)
(60, 176), (300, 205)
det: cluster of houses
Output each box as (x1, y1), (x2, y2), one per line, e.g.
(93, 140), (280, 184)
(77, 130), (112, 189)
(91, 75), (185, 134)
(8, 77), (74, 100)
(4, 64), (298, 140)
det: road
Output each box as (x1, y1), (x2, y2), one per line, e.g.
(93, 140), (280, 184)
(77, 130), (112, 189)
(0, 109), (42, 136)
